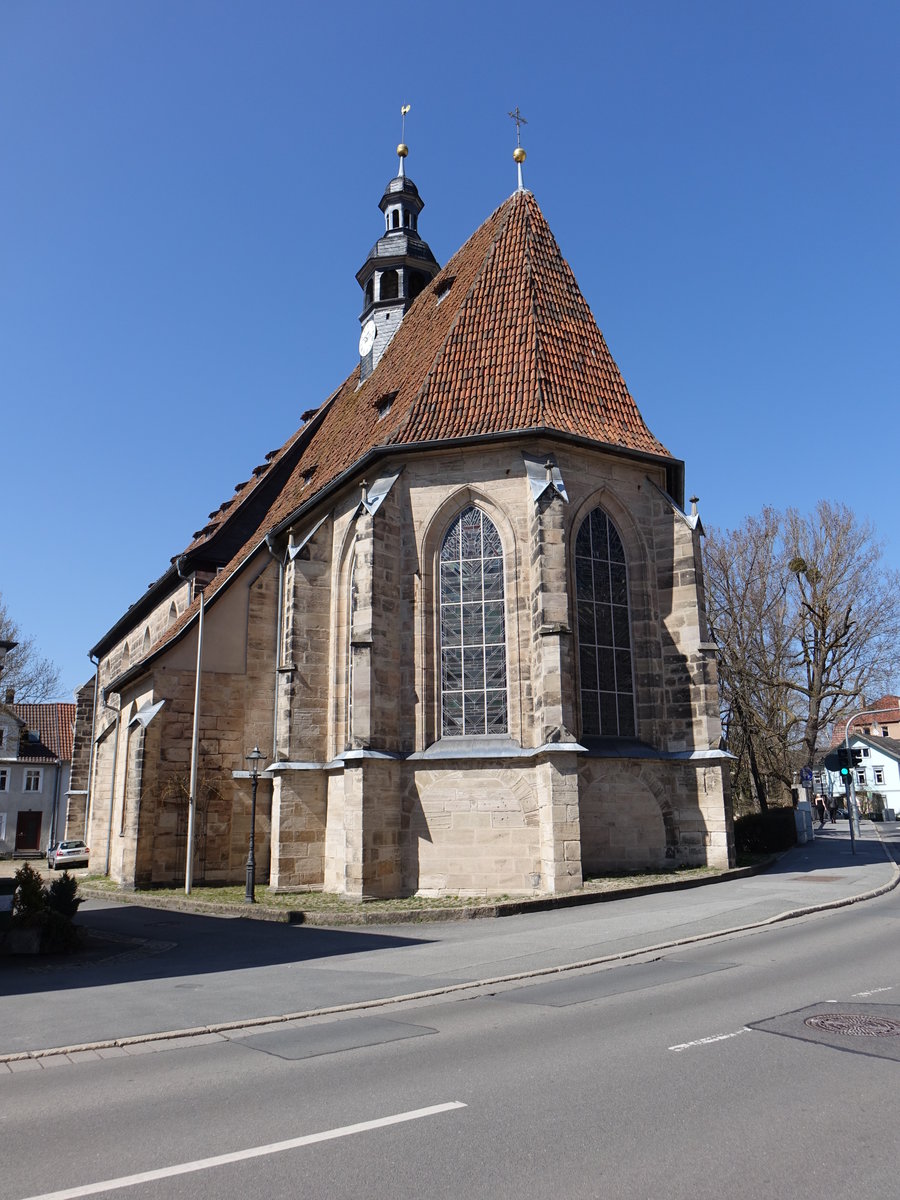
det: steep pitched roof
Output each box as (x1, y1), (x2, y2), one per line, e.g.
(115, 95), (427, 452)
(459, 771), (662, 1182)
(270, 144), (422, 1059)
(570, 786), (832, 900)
(10, 702), (76, 762)
(182, 189), (671, 565)
(105, 189), (678, 683)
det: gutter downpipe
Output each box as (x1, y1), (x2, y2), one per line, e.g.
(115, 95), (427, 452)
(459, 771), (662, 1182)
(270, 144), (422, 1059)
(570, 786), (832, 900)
(176, 556), (205, 896)
(49, 754), (62, 849)
(265, 532), (285, 759)
(84, 657), (100, 842)
(843, 705), (896, 856)
(103, 691), (121, 876)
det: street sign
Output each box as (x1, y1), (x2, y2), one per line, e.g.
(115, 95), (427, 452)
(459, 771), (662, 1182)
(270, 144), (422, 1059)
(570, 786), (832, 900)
(800, 767), (813, 784)
(822, 751), (840, 771)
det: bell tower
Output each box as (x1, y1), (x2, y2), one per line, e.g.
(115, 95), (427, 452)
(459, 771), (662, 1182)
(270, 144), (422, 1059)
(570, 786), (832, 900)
(356, 114), (440, 381)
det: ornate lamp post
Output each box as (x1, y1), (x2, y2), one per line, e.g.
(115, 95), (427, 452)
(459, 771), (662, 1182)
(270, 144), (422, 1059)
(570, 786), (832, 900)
(244, 746), (265, 903)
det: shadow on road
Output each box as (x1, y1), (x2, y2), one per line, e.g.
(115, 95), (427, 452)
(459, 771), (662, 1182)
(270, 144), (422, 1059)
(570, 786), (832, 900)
(0, 901), (435, 997)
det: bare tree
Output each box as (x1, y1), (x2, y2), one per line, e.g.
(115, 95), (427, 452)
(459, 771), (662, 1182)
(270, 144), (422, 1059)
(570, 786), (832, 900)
(704, 508), (795, 809)
(0, 591), (63, 702)
(704, 503), (900, 810)
(784, 501), (900, 765)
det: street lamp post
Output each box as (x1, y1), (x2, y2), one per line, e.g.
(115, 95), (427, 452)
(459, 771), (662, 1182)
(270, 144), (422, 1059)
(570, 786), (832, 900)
(843, 705), (896, 856)
(244, 746), (265, 903)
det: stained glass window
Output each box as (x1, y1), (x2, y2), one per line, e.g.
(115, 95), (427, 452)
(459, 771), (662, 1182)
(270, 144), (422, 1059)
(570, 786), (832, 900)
(574, 508), (636, 737)
(440, 506), (508, 735)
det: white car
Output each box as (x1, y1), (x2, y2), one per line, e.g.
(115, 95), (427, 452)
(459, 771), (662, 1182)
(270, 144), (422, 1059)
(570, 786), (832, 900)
(47, 840), (90, 870)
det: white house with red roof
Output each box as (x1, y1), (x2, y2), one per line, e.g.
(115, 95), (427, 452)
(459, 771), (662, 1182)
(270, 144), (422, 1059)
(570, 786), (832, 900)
(821, 697), (900, 817)
(66, 142), (733, 897)
(0, 698), (76, 857)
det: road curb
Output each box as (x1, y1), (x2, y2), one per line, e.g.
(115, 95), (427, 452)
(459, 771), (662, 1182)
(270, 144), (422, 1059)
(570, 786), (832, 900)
(74, 861), (772, 925)
(5, 848), (898, 1068)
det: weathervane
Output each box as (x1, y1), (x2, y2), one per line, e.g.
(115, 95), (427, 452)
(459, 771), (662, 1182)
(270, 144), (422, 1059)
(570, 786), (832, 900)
(508, 106), (527, 190)
(397, 103), (411, 175)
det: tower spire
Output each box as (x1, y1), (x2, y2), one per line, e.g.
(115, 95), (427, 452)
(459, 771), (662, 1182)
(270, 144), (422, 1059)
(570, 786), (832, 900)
(508, 106), (528, 191)
(397, 103), (410, 178)
(354, 109), (440, 381)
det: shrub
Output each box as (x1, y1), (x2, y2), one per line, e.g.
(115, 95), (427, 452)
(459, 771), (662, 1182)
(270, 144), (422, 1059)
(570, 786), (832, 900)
(48, 871), (84, 919)
(11, 862), (47, 926)
(6, 862), (83, 953)
(734, 806), (797, 856)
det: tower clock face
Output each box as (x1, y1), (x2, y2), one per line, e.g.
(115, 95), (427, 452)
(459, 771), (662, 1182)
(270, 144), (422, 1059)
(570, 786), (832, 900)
(358, 319), (376, 356)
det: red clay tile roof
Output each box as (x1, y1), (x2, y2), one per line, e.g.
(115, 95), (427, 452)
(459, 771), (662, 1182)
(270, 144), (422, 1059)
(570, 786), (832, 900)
(828, 696), (900, 746)
(269, 189), (669, 515)
(11, 703), (76, 761)
(111, 189), (676, 680)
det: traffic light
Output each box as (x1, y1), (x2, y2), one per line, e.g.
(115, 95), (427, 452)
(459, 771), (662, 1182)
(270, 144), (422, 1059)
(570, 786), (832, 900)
(851, 748), (864, 767)
(837, 747), (851, 779)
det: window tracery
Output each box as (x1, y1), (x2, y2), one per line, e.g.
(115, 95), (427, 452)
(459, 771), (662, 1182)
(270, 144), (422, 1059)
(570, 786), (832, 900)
(439, 506), (508, 736)
(574, 507), (636, 737)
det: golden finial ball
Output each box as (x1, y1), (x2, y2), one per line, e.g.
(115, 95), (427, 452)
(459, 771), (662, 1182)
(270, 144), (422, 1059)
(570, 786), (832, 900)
(397, 143), (409, 158)
(513, 147), (526, 164)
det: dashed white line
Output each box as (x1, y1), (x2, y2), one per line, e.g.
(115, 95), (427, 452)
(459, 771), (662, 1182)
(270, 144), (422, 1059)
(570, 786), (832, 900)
(852, 986), (894, 998)
(669, 1028), (750, 1052)
(19, 1102), (468, 1200)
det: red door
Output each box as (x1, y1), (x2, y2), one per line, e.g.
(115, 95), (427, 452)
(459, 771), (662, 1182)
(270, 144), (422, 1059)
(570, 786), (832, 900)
(15, 811), (42, 853)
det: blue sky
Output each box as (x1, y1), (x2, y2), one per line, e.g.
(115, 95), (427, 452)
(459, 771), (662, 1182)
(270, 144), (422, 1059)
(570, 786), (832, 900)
(2, 1), (898, 699)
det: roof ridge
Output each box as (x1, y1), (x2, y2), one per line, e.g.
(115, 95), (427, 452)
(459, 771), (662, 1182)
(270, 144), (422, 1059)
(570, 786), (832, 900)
(522, 196), (547, 428)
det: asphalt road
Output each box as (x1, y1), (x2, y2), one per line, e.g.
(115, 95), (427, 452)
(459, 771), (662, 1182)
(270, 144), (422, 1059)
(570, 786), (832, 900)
(2, 824), (899, 1199)
(3, 883), (900, 1199)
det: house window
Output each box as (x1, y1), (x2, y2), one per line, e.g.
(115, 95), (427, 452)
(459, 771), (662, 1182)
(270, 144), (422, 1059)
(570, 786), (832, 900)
(439, 506), (508, 736)
(0, 729), (4, 747)
(575, 506), (635, 737)
(24, 769), (42, 793)
(0, 768), (8, 792)
(882, 726), (889, 737)
(855, 769), (866, 787)
(874, 767), (885, 786)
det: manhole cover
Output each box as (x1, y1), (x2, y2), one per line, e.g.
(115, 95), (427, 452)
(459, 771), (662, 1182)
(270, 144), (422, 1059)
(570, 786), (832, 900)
(804, 1013), (900, 1037)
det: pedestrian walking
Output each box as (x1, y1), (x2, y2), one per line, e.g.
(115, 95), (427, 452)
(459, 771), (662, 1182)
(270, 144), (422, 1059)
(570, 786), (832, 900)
(814, 795), (827, 828)
(827, 796), (837, 823)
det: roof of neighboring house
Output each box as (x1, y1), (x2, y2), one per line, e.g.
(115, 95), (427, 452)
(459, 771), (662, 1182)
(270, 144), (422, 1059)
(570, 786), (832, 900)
(850, 696), (900, 728)
(9, 703), (76, 762)
(96, 187), (681, 680)
(852, 733), (900, 761)
(828, 696), (900, 746)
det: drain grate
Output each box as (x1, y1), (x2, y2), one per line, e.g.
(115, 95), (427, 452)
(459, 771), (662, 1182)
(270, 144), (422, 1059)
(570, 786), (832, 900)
(804, 1013), (900, 1037)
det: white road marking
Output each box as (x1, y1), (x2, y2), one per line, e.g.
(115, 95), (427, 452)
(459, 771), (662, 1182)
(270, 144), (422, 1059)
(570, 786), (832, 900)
(669, 1027), (750, 1052)
(20, 1102), (468, 1200)
(852, 986), (894, 998)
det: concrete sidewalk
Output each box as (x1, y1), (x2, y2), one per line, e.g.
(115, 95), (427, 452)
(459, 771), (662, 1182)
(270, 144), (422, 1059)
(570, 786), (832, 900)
(1, 821), (897, 1065)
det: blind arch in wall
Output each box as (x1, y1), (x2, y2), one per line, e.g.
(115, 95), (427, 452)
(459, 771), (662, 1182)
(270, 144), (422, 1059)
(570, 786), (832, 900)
(575, 506), (636, 737)
(439, 506), (508, 736)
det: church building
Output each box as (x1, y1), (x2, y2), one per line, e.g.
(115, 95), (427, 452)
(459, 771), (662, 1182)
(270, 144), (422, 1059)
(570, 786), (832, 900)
(67, 134), (733, 898)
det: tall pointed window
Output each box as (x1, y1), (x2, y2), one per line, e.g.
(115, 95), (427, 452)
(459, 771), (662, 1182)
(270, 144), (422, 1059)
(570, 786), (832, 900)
(440, 506), (508, 736)
(575, 507), (636, 737)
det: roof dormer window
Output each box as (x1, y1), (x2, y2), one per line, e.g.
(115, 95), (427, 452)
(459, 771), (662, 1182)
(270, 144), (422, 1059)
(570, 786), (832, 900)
(434, 276), (455, 306)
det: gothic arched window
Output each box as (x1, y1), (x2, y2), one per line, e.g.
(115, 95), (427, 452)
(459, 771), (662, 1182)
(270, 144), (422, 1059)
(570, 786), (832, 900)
(575, 507), (636, 737)
(439, 506), (507, 736)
